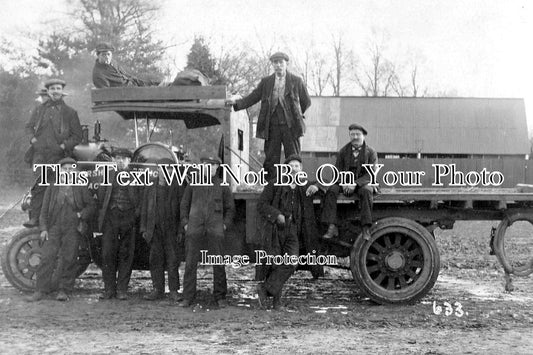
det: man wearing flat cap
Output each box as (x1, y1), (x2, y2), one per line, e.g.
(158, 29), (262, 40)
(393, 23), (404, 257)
(27, 158), (95, 302)
(321, 124), (378, 241)
(140, 157), (187, 302)
(179, 156), (235, 308)
(256, 154), (323, 310)
(96, 148), (140, 300)
(226, 52), (311, 180)
(24, 78), (83, 228)
(92, 42), (158, 88)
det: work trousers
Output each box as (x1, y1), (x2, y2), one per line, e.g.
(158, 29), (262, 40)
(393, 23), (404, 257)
(149, 224), (180, 292)
(264, 106), (300, 180)
(36, 221), (80, 293)
(183, 229), (227, 302)
(101, 209), (136, 293)
(263, 221), (299, 297)
(321, 184), (374, 226)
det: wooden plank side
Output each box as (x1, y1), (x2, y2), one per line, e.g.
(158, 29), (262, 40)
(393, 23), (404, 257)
(92, 101), (227, 111)
(91, 86), (227, 102)
(234, 189), (533, 202)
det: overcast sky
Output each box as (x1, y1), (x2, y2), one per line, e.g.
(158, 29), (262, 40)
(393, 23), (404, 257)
(1, 0), (532, 128)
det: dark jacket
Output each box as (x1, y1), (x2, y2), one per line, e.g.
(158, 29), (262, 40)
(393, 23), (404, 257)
(256, 182), (322, 279)
(180, 176), (235, 232)
(335, 141), (378, 186)
(234, 71), (311, 140)
(92, 60), (146, 88)
(140, 180), (186, 244)
(25, 99), (82, 154)
(96, 170), (140, 232)
(39, 183), (95, 232)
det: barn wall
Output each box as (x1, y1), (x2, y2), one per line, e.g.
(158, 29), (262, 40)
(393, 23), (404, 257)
(301, 157), (529, 188)
(302, 97), (530, 155)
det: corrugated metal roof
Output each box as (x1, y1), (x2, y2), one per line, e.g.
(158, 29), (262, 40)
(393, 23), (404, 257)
(301, 97), (529, 155)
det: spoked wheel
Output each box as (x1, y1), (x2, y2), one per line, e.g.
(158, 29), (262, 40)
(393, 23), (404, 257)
(351, 217), (440, 304)
(1, 228), (92, 292)
(1, 228), (42, 291)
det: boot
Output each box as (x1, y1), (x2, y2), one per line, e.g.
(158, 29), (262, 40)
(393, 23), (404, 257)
(362, 226), (371, 241)
(168, 291), (183, 302)
(56, 290), (69, 301)
(273, 293), (283, 310)
(143, 289), (164, 301)
(116, 291), (128, 300)
(256, 283), (268, 308)
(322, 224), (339, 239)
(26, 291), (44, 302)
(98, 290), (116, 300)
(178, 299), (193, 307)
(216, 299), (229, 308)
(23, 217), (39, 228)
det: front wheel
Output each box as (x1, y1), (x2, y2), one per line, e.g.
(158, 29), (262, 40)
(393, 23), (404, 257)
(1, 228), (93, 292)
(1, 228), (42, 291)
(350, 217), (440, 304)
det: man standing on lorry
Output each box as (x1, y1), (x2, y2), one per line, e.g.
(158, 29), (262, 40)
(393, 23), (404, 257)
(225, 52), (311, 180)
(24, 78), (83, 228)
(321, 124), (378, 241)
(97, 148), (139, 301)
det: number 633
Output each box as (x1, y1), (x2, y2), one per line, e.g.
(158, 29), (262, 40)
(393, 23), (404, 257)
(433, 301), (464, 317)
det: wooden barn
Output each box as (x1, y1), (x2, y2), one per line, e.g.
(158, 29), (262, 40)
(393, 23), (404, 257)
(300, 97), (530, 187)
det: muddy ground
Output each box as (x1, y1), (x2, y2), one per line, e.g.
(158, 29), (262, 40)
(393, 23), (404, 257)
(0, 188), (532, 354)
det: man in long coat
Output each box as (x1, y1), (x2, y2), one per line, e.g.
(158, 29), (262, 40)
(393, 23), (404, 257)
(96, 148), (139, 300)
(140, 158), (186, 302)
(256, 154), (322, 309)
(24, 78), (82, 227)
(226, 52), (311, 180)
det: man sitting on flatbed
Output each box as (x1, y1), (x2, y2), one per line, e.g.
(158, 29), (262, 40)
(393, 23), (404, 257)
(92, 42), (158, 88)
(321, 123), (378, 241)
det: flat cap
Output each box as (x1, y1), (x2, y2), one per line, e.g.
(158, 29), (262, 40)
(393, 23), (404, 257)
(348, 123), (368, 135)
(270, 51), (289, 62)
(44, 78), (66, 88)
(58, 157), (77, 166)
(111, 148), (133, 158)
(284, 154), (302, 164)
(95, 42), (115, 53)
(200, 156), (222, 165)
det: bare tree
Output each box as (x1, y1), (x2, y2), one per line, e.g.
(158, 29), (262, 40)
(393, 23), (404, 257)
(354, 42), (397, 97)
(330, 35), (343, 96)
(390, 49), (431, 97)
(67, 0), (165, 75)
(328, 33), (358, 97)
(311, 55), (331, 96)
(210, 38), (274, 95)
(295, 46), (332, 96)
(331, 35), (342, 96)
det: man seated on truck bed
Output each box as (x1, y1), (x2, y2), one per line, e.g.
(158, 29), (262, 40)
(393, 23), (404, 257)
(92, 42), (159, 88)
(321, 124), (378, 241)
